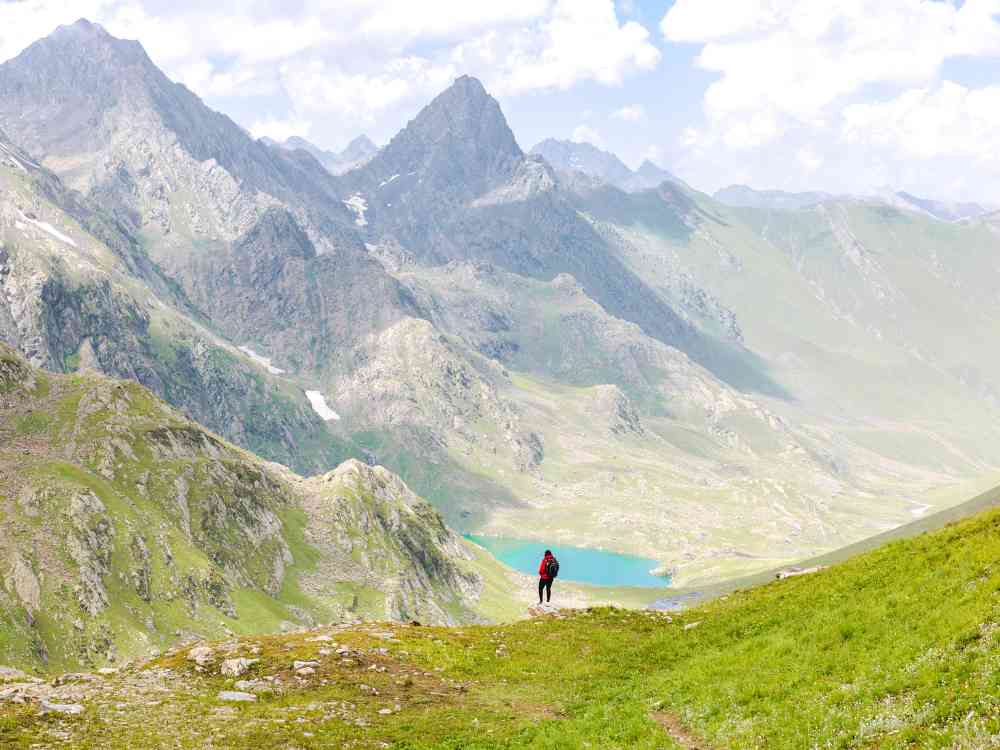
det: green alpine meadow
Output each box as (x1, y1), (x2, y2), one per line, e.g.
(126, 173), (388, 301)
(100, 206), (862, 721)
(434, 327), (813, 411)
(3, 489), (999, 748)
(3, 6), (1000, 748)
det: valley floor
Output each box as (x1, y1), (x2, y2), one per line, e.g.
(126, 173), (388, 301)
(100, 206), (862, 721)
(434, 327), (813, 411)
(4, 506), (1000, 749)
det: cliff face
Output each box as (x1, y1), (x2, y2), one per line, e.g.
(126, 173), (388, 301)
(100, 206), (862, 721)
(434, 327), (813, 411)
(0, 345), (493, 671)
(0, 129), (351, 474)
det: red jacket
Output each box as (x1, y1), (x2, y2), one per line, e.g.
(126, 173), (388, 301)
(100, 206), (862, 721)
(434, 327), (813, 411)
(539, 553), (555, 580)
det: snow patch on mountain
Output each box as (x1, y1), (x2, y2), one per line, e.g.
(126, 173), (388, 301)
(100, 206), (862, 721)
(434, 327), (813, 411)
(343, 195), (368, 226)
(17, 209), (77, 247)
(238, 346), (285, 375)
(305, 390), (340, 421)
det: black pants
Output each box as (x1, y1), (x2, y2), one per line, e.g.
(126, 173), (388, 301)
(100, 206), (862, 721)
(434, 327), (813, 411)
(538, 577), (552, 602)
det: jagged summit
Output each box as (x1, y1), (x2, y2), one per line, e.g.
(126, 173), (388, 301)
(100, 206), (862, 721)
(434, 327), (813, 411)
(49, 17), (127, 45)
(369, 74), (522, 186)
(340, 134), (378, 163)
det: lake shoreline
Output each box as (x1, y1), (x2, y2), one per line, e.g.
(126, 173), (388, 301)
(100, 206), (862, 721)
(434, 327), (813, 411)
(465, 534), (671, 589)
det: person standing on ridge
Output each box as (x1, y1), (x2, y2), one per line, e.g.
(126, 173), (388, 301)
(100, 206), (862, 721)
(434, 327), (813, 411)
(538, 549), (559, 604)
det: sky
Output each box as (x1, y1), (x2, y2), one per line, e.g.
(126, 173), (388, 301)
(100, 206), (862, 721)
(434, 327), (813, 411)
(2, 0), (1000, 202)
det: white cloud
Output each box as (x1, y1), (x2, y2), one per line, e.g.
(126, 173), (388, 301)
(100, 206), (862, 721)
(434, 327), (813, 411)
(356, 0), (550, 42)
(662, 0), (1000, 145)
(640, 144), (662, 164)
(661, 0), (1000, 201)
(796, 146), (823, 173)
(843, 82), (1000, 163)
(248, 115), (313, 143)
(453, 0), (661, 95)
(571, 124), (605, 148)
(279, 56), (459, 131)
(612, 104), (645, 121)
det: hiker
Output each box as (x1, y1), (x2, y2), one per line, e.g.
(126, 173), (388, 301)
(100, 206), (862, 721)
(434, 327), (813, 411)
(538, 549), (559, 603)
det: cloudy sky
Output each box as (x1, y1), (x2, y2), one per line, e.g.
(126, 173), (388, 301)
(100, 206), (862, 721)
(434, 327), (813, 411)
(3, 0), (1000, 201)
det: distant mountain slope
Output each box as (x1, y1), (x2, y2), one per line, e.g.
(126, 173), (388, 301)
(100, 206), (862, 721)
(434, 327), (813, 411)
(531, 138), (633, 184)
(714, 184), (995, 221)
(339, 77), (772, 396)
(714, 184), (835, 209)
(881, 189), (994, 222)
(265, 134), (378, 175)
(531, 138), (682, 191)
(0, 344), (505, 670)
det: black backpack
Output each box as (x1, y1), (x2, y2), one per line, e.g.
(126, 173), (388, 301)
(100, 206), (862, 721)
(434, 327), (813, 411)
(545, 557), (559, 579)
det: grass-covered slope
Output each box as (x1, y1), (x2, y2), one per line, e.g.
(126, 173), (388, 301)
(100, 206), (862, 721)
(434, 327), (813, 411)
(4, 499), (999, 748)
(0, 345), (515, 672)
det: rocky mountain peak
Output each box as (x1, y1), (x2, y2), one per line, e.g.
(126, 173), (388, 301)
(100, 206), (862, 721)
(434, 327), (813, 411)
(341, 134), (378, 163)
(18, 17), (155, 82)
(0, 18), (180, 159)
(635, 160), (670, 181)
(367, 75), (522, 190)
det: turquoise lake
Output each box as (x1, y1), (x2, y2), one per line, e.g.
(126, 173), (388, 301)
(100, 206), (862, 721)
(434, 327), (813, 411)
(465, 535), (669, 588)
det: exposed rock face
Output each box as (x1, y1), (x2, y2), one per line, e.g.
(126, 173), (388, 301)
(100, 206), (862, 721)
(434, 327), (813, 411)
(0, 139), (345, 474)
(0, 346), (492, 669)
(181, 207), (420, 377)
(586, 385), (644, 437)
(0, 20), (355, 243)
(6, 557), (40, 615)
(342, 75), (522, 251)
(299, 460), (481, 625)
(67, 491), (113, 616)
(334, 317), (540, 472)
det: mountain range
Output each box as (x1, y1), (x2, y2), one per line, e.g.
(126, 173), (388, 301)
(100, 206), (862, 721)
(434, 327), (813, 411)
(3, 15), (1000, 624)
(531, 137), (682, 192)
(262, 134), (379, 175)
(712, 183), (997, 222)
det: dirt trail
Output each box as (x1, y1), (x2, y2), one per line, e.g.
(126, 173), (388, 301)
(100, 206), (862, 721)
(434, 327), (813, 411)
(651, 711), (716, 749)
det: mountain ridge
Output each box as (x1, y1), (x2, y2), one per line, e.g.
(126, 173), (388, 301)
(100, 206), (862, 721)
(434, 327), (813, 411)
(531, 137), (682, 192)
(0, 342), (509, 670)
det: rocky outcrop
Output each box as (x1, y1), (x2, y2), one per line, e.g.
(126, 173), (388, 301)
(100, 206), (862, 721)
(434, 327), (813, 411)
(585, 385), (644, 437)
(334, 317), (541, 472)
(0, 345), (496, 669)
(298, 460), (481, 624)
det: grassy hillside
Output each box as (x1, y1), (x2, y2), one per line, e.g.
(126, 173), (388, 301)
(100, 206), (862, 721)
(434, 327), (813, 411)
(0, 344), (522, 672)
(4, 498), (1000, 748)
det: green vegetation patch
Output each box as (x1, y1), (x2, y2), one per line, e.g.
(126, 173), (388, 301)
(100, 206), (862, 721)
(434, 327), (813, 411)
(4, 506), (1000, 748)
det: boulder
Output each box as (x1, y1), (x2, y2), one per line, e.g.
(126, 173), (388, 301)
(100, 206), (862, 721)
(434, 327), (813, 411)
(40, 700), (85, 715)
(186, 645), (214, 666)
(0, 666), (29, 683)
(220, 658), (258, 678)
(217, 691), (257, 702)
